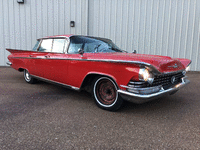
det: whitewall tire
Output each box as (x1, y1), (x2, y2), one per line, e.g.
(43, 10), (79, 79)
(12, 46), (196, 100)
(23, 70), (37, 84)
(92, 77), (123, 111)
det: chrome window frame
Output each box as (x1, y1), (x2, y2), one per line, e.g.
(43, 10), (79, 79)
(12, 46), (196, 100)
(52, 38), (67, 54)
(64, 37), (70, 54)
(37, 38), (54, 53)
(36, 37), (70, 54)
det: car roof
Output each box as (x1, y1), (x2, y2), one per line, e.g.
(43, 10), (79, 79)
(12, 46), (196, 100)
(37, 35), (111, 42)
(70, 35), (111, 42)
(38, 34), (73, 40)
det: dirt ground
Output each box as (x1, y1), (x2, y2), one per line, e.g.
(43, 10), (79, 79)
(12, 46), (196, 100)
(0, 67), (200, 149)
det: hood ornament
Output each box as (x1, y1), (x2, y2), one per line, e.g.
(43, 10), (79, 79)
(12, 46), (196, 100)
(168, 63), (178, 68)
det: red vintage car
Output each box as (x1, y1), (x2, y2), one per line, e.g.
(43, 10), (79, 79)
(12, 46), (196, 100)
(7, 35), (191, 111)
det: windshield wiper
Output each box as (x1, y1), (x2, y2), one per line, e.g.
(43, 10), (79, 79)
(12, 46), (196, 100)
(94, 44), (101, 52)
(122, 50), (128, 53)
(110, 47), (128, 53)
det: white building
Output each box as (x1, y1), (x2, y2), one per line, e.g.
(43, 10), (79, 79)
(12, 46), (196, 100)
(0, 0), (199, 71)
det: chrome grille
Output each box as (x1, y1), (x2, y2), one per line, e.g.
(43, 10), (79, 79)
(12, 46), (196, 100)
(152, 71), (184, 87)
(128, 71), (184, 89)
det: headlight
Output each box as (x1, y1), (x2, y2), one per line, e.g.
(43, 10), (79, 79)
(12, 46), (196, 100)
(185, 64), (190, 72)
(139, 68), (154, 84)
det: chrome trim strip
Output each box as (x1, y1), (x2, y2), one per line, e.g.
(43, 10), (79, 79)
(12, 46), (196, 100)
(36, 39), (42, 51)
(118, 77), (190, 104)
(12, 56), (151, 65)
(182, 76), (188, 81)
(120, 85), (132, 89)
(12, 55), (188, 77)
(187, 61), (192, 67)
(120, 85), (161, 90)
(37, 36), (69, 40)
(31, 75), (80, 90)
(129, 81), (145, 85)
(12, 56), (160, 72)
(161, 70), (185, 75)
(6, 61), (12, 66)
(11, 57), (186, 75)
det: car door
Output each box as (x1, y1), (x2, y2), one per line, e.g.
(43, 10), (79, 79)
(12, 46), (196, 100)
(66, 36), (92, 88)
(65, 36), (114, 88)
(24, 40), (41, 76)
(43, 38), (70, 84)
(32, 39), (53, 78)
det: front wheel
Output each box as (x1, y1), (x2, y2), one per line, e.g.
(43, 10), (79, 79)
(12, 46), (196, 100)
(23, 69), (37, 84)
(92, 77), (123, 111)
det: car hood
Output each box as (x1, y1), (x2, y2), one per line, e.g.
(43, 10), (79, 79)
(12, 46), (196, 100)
(86, 53), (187, 73)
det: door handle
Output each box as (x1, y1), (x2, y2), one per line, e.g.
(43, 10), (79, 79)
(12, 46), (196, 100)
(29, 55), (33, 57)
(45, 55), (50, 58)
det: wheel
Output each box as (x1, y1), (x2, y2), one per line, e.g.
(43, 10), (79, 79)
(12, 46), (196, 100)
(23, 69), (37, 84)
(92, 77), (123, 111)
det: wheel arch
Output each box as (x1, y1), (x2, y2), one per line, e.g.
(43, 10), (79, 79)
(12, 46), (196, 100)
(80, 72), (119, 91)
(18, 68), (25, 72)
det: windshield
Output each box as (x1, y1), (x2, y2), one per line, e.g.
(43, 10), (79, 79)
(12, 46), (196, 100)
(32, 40), (40, 51)
(68, 36), (124, 54)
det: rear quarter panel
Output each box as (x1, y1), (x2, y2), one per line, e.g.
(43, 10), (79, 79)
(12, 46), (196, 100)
(7, 49), (32, 71)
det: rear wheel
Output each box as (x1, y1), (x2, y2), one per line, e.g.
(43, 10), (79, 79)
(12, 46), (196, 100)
(23, 69), (37, 84)
(92, 77), (123, 111)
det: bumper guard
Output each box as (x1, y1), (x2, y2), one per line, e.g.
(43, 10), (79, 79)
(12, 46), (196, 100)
(6, 61), (12, 66)
(118, 77), (190, 104)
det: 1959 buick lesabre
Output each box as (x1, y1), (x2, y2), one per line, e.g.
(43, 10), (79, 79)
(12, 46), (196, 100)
(7, 35), (191, 111)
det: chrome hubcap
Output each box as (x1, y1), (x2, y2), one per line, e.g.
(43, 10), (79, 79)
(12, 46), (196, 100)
(25, 70), (30, 81)
(26, 72), (30, 80)
(95, 79), (117, 105)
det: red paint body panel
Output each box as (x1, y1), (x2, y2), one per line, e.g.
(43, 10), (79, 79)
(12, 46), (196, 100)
(6, 35), (191, 91)
(175, 58), (191, 68)
(7, 49), (141, 90)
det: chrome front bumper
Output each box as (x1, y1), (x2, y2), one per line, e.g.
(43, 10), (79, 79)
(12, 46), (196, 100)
(6, 61), (12, 66)
(118, 77), (190, 104)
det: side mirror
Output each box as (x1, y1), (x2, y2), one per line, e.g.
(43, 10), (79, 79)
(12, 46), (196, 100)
(132, 50), (137, 54)
(78, 48), (84, 56)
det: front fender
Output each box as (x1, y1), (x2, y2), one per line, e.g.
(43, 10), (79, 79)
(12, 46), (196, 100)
(176, 58), (191, 68)
(81, 72), (118, 89)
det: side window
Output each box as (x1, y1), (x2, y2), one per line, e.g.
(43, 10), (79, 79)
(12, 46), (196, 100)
(39, 39), (53, 52)
(32, 40), (40, 51)
(84, 42), (105, 53)
(68, 43), (83, 54)
(68, 37), (84, 54)
(68, 36), (107, 53)
(84, 43), (96, 53)
(52, 39), (65, 53)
